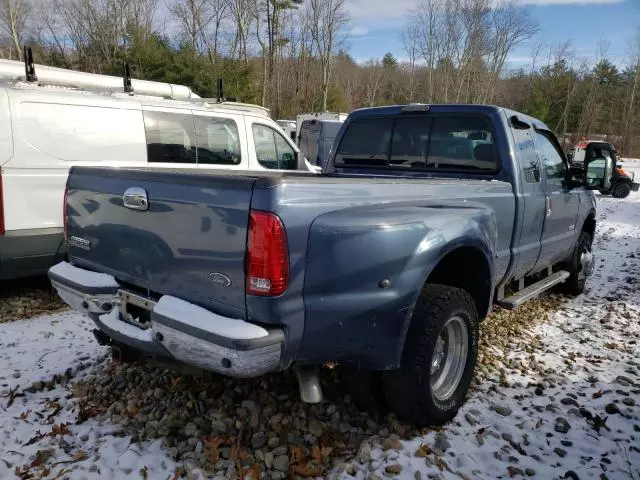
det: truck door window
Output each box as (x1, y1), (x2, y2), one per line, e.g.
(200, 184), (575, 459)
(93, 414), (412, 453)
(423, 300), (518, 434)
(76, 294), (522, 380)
(512, 128), (540, 183)
(143, 111), (196, 164)
(193, 115), (241, 165)
(252, 124), (297, 170)
(533, 131), (566, 187)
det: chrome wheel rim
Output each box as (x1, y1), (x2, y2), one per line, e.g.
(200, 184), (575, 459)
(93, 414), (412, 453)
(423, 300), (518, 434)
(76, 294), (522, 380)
(430, 315), (469, 402)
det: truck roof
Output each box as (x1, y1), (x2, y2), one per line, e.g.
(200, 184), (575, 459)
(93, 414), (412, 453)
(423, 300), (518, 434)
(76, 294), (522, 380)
(349, 104), (551, 131)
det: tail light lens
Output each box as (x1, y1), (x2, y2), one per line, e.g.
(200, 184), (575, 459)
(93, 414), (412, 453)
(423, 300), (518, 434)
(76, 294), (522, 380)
(246, 210), (289, 296)
(0, 167), (4, 236)
(63, 186), (68, 241)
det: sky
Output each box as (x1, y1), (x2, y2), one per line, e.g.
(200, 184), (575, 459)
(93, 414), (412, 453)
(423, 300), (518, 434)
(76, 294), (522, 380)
(346, 0), (640, 70)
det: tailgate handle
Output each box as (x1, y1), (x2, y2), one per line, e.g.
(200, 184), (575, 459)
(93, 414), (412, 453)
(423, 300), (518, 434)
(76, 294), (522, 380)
(123, 187), (149, 211)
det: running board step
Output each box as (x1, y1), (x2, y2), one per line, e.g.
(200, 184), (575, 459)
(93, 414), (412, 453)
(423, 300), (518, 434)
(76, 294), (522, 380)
(498, 270), (570, 310)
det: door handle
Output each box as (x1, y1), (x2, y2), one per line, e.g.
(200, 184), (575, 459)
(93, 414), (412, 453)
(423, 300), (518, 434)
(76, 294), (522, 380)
(545, 196), (552, 217)
(123, 187), (149, 211)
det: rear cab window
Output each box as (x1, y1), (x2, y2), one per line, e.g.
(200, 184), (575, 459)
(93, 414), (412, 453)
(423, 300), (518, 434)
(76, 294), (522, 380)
(334, 114), (498, 174)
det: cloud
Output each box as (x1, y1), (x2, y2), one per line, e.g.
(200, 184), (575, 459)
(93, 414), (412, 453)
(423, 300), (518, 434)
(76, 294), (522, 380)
(346, 0), (626, 25)
(349, 25), (371, 37)
(516, 0), (624, 4)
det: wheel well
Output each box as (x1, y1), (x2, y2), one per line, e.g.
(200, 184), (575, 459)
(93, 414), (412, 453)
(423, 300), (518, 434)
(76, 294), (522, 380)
(582, 214), (596, 238)
(425, 247), (491, 320)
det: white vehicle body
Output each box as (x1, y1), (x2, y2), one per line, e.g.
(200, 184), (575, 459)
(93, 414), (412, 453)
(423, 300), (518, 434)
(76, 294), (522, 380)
(295, 112), (348, 143)
(0, 60), (314, 279)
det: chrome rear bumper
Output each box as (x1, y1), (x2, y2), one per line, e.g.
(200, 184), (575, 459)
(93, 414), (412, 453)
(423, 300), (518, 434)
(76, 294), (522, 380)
(48, 262), (284, 377)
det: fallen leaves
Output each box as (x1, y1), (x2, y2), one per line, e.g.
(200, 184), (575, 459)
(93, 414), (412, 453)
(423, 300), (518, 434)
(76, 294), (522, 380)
(50, 423), (71, 437)
(287, 444), (334, 478)
(18, 410), (31, 421)
(76, 401), (107, 424)
(204, 436), (231, 464)
(414, 444), (431, 457)
(5, 387), (25, 408)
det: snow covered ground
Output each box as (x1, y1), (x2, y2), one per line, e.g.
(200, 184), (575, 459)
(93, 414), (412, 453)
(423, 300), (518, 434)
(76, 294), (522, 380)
(1, 184), (639, 479)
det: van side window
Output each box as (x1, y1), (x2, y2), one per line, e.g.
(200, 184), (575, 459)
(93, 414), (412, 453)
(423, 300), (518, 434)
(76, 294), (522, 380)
(512, 128), (540, 183)
(533, 130), (566, 186)
(252, 124), (297, 170)
(143, 111), (196, 164)
(194, 116), (241, 165)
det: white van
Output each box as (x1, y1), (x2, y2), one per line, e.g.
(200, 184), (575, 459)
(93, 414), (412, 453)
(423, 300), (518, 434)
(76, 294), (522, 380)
(0, 59), (315, 279)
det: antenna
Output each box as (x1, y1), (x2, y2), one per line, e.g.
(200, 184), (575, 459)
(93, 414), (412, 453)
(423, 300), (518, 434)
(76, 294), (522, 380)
(217, 78), (223, 103)
(23, 46), (37, 82)
(123, 62), (133, 93)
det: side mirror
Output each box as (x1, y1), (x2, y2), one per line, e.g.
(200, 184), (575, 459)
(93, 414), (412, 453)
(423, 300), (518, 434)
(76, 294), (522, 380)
(565, 164), (583, 189)
(584, 156), (613, 190)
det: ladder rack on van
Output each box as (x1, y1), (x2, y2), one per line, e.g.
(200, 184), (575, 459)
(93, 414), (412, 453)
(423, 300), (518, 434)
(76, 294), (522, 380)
(184, 98), (271, 117)
(0, 48), (271, 118)
(0, 57), (200, 100)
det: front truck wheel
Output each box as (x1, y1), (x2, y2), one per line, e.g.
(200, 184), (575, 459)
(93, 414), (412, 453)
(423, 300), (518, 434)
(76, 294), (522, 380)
(382, 284), (479, 426)
(561, 231), (593, 296)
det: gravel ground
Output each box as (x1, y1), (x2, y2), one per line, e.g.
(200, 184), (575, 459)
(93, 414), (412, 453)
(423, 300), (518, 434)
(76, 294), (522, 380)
(0, 276), (65, 322)
(64, 292), (565, 479)
(0, 191), (638, 479)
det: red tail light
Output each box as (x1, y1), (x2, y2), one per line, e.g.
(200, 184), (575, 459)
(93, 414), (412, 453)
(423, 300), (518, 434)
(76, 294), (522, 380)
(0, 167), (4, 236)
(246, 210), (289, 296)
(63, 186), (68, 241)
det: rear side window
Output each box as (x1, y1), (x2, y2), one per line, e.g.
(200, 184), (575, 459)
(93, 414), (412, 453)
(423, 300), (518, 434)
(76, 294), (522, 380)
(335, 115), (498, 172)
(512, 128), (540, 183)
(194, 115), (241, 165)
(144, 111), (196, 164)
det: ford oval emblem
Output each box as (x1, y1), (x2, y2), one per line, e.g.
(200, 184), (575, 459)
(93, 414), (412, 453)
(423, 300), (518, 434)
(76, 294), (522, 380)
(208, 272), (232, 288)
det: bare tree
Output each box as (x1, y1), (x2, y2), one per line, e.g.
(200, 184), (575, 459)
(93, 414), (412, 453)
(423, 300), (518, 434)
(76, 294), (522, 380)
(621, 31), (640, 154)
(169, 0), (228, 63)
(363, 59), (384, 107)
(307, 0), (348, 111)
(402, 19), (420, 102)
(413, 0), (441, 101)
(0, 0), (30, 60)
(229, 0), (252, 63)
(480, 0), (538, 103)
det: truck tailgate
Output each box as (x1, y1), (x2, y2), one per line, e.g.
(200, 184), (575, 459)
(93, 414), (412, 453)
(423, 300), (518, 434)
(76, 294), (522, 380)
(66, 167), (257, 319)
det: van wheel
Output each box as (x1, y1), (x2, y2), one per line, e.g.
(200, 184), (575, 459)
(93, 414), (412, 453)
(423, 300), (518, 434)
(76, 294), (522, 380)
(612, 182), (631, 199)
(382, 284), (478, 426)
(561, 231), (593, 296)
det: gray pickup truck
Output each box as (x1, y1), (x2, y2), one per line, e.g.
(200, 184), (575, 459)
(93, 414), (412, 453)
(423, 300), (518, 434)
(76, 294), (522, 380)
(49, 104), (604, 426)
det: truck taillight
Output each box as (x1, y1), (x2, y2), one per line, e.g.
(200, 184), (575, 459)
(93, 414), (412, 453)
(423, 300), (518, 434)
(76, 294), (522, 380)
(0, 167), (4, 236)
(63, 187), (68, 241)
(246, 210), (289, 296)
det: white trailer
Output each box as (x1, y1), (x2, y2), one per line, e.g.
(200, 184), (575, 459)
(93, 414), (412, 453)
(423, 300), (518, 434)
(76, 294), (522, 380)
(296, 112), (348, 144)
